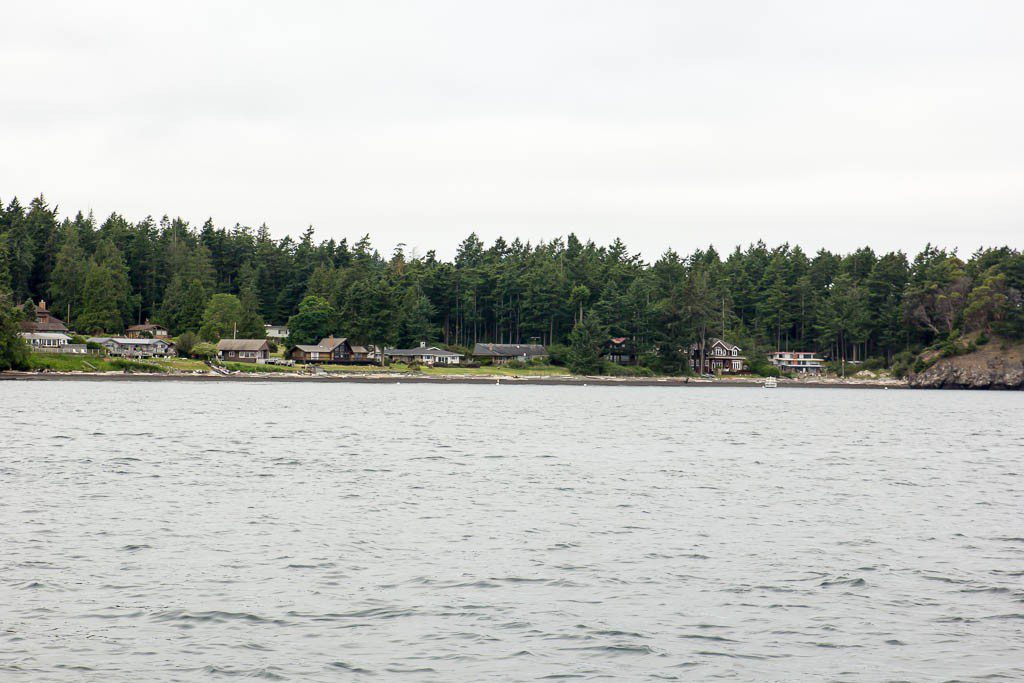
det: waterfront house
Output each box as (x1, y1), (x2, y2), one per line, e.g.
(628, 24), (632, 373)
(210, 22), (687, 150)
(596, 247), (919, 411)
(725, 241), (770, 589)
(349, 344), (381, 364)
(264, 324), (290, 343)
(19, 300), (70, 334)
(19, 331), (87, 354)
(125, 320), (169, 338)
(288, 335), (365, 364)
(89, 337), (175, 358)
(473, 343), (548, 364)
(691, 338), (747, 374)
(216, 339), (270, 363)
(383, 342), (463, 366)
(606, 337), (639, 365)
(768, 350), (825, 374)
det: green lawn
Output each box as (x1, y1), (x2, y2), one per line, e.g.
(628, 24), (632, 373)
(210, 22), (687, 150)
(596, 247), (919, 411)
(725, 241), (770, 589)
(221, 361), (298, 373)
(321, 363), (406, 374)
(28, 353), (166, 373)
(421, 364), (570, 377)
(151, 357), (209, 372)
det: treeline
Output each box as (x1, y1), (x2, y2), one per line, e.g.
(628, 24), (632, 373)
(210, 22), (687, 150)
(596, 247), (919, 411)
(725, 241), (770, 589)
(1, 194), (1022, 373)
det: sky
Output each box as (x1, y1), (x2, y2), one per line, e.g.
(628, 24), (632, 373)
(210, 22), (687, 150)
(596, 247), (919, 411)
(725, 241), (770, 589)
(2, 1), (1022, 260)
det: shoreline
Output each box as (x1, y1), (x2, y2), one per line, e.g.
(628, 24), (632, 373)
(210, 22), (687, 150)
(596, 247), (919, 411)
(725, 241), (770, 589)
(0, 370), (907, 389)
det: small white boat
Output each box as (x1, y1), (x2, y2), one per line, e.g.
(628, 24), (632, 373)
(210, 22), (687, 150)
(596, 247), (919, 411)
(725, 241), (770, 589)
(763, 377), (778, 388)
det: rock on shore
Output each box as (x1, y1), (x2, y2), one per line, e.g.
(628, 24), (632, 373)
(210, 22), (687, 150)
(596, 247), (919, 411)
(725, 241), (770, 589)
(909, 340), (1024, 390)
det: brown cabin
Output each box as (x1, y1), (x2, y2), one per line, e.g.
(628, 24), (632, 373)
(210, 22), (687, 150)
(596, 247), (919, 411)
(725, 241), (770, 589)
(126, 319), (169, 338)
(289, 336), (376, 364)
(216, 338), (270, 363)
(19, 300), (70, 333)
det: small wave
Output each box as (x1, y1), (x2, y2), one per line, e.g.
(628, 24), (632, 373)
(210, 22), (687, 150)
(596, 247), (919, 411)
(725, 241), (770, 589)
(329, 661), (374, 674)
(819, 577), (867, 588)
(152, 610), (288, 626)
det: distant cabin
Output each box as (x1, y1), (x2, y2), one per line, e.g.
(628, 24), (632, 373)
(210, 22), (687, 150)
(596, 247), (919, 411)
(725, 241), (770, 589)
(89, 337), (175, 358)
(19, 300), (70, 334)
(125, 320), (169, 339)
(691, 338), (747, 374)
(606, 337), (639, 365)
(383, 342), (463, 366)
(216, 339), (270, 363)
(288, 336), (377, 364)
(473, 343), (548, 364)
(264, 324), (290, 343)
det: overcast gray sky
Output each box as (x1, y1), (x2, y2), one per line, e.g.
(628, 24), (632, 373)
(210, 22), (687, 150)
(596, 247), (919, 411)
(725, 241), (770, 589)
(2, 1), (1022, 259)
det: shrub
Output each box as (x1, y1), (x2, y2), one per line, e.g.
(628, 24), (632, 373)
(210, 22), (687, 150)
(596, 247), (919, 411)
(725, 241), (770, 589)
(191, 342), (218, 360)
(747, 358), (779, 377)
(600, 361), (654, 377)
(506, 360), (528, 370)
(176, 331), (198, 356)
(109, 358), (163, 373)
(976, 332), (990, 346)
(546, 344), (570, 367)
(862, 357), (886, 371)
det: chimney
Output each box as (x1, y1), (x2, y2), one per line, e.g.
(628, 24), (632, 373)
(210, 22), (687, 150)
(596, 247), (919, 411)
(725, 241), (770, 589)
(38, 300), (47, 311)
(420, 341), (426, 348)
(329, 334), (334, 347)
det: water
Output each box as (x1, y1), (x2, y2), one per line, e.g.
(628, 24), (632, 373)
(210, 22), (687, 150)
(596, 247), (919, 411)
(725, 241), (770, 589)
(1, 380), (1022, 681)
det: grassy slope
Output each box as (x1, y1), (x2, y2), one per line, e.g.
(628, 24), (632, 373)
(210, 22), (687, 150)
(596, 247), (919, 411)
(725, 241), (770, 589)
(28, 353), (166, 373)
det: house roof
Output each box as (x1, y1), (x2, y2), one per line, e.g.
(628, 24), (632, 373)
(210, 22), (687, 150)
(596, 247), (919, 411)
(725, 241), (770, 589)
(383, 346), (463, 357)
(20, 332), (71, 341)
(216, 339), (269, 351)
(126, 322), (167, 331)
(89, 337), (171, 346)
(350, 345), (368, 354)
(289, 337), (349, 354)
(708, 337), (741, 351)
(473, 343), (548, 357)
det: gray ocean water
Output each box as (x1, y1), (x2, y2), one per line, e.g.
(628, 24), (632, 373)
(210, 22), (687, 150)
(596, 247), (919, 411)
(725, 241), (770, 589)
(1, 380), (1022, 681)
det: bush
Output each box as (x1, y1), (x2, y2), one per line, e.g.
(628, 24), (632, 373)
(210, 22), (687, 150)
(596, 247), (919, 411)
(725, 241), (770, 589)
(546, 344), (570, 367)
(267, 340), (278, 353)
(600, 361), (654, 377)
(506, 360), (528, 370)
(191, 342), (218, 360)
(109, 358), (164, 373)
(747, 358), (779, 377)
(976, 332), (990, 346)
(862, 356), (886, 371)
(890, 350), (915, 379)
(176, 331), (198, 356)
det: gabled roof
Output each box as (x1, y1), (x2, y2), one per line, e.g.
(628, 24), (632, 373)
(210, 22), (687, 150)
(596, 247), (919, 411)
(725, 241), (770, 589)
(473, 343), (548, 357)
(383, 346), (463, 357)
(126, 322), (167, 331)
(708, 337), (741, 352)
(89, 337), (172, 346)
(217, 339), (269, 351)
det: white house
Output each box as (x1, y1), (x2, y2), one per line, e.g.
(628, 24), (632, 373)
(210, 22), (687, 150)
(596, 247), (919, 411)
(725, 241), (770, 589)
(264, 324), (290, 343)
(382, 342), (463, 366)
(89, 337), (176, 358)
(19, 332), (87, 354)
(768, 350), (825, 374)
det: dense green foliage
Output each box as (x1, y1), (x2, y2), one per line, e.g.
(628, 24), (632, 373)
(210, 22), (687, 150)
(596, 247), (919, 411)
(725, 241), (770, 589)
(0, 290), (30, 370)
(1, 195), (1022, 373)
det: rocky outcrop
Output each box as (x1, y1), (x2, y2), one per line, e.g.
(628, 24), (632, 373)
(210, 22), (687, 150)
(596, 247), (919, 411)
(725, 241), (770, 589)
(909, 340), (1024, 389)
